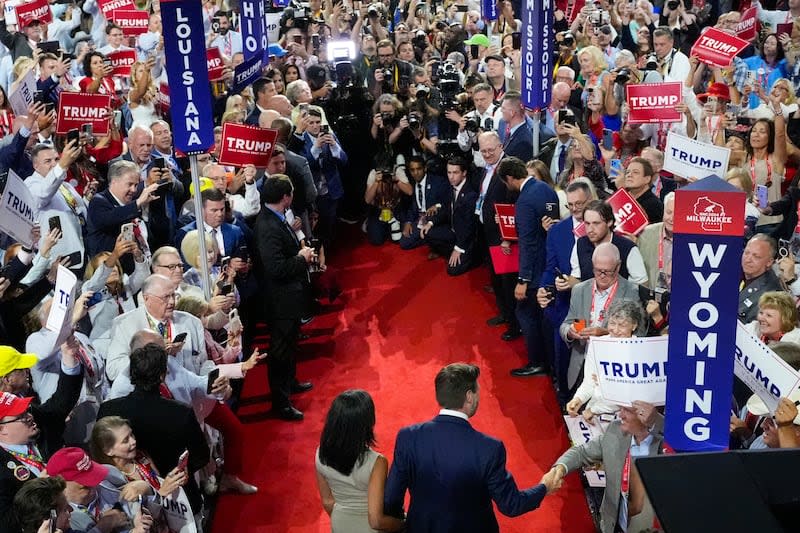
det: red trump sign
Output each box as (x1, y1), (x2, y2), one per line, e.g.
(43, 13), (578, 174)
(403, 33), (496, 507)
(607, 188), (649, 236)
(735, 6), (758, 42)
(218, 123), (278, 167)
(112, 9), (149, 36)
(97, 0), (135, 19)
(626, 82), (683, 124)
(494, 203), (517, 240)
(206, 48), (226, 81)
(15, 0), (52, 27)
(691, 27), (748, 68)
(107, 49), (137, 77)
(56, 93), (111, 136)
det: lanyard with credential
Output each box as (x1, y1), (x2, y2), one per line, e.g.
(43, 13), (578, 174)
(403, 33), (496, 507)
(590, 280), (618, 326)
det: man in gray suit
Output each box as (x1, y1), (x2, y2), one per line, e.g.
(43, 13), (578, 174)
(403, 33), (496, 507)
(739, 234), (784, 323)
(105, 275), (212, 381)
(547, 401), (664, 533)
(559, 243), (646, 390)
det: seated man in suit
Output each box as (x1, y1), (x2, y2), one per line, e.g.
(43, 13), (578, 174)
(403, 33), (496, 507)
(384, 363), (561, 532)
(398, 156), (446, 251)
(420, 157), (479, 275)
(559, 243), (647, 393)
(548, 401), (664, 533)
(497, 91), (533, 163)
(105, 274), (212, 382)
(739, 234), (784, 323)
(86, 160), (160, 270)
(176, 188), (246, 266)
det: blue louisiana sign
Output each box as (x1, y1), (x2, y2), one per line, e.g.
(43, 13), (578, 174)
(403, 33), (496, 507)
(240, 0), (268, 63)
(521, 0), (552, 109)
(161, 0), (214, 154)
(664, 176), (745, 452)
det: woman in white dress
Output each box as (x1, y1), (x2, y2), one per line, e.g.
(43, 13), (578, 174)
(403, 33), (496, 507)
(128, 59), (159, 125)
(315, 390), (405, 533)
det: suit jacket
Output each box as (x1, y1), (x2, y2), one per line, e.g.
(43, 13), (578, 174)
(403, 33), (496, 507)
(105, 306), (211, 382)
(86, 188), (141, 260)
(96, 389), (210, 512)
(556, 416), (664, 533)
(559, 277), (646, 388)
(253, 207), (308, 319)
(176, 220), (246, 259)
(540, 217), (577, 325)
(384, 414), (546, 533)
(432, 184), (479, 253)
(403, 175), (449, 225)
(516, 178), (558, 286)
(739, 270), (784, 323)
(637, 223), (667, 290)
(499, 120), (534, 163)
(479, 158), (516, 246)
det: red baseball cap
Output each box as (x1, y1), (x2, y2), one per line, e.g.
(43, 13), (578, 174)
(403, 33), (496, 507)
(47, 447), (109, 487)
(0, 392), (32, 420)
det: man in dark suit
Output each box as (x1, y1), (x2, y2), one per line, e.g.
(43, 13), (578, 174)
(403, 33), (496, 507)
(96, 342), (209, 515)
(421, 157), (479, 275)
(87, 160), (160, 269)
(641, 147), (677, 201)
(624, 157), (663, 223)
(399, 156), (448, 251)
(739, 234), (784, 323)
(496, 91), (533, 163)
(176, 188), (246, 262)
(384, 363), (561, 532)
(244, 78), (277, 125)
(254, 175), (315, 421)
(496, 157), (559, 377)
(477, 132), (520, 341)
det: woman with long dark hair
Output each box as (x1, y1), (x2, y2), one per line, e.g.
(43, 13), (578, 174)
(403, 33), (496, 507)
(315, 390), (404, 533)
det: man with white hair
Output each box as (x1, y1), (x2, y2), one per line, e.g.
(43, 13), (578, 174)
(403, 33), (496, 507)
(542, 81), (575, 138)
(105, 274), (212, 381)
(559, 242), (646, 391)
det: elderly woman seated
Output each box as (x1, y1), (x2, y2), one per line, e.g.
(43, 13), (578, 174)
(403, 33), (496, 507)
(566, 299), (645, 422)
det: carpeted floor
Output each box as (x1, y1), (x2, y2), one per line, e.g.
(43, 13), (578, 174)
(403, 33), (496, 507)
(211, 233), (595, 532)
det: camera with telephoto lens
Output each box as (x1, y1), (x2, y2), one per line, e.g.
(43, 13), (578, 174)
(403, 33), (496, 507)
(614, 67), (630, 85)
(464, 115), (481, 133)
(381, 111), (396, 126)
(368, 4), (380, 18)
(643, 54), (659, 70)
(407, 112), (421, 131)
(563, 32), (575, 46)
(438, 62), (462, 112)
(667, 0), (680, 9)
(415, 84), (430, 99)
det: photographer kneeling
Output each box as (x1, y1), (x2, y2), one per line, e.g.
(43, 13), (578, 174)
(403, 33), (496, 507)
(364, 154), (413, 246)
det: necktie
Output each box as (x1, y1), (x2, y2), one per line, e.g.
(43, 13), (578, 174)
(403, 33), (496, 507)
(451, 186), (457, 228)
(504, 124), (511, 143)
(558, 144), (567, 174)
(417, 183), (424, 209)
(159, 382), (174, 399)
(157, 322), (166, 338)
(210, 228), (220, 255)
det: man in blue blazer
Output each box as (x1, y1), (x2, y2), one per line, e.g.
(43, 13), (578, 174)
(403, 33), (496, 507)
(496, 157), (558, 377)
(496, 92), (534, 164)
(384, 363), (561, 532)
(536, 179), (595, 404)
(399, 156), (449, 250)
(175, 188), (246, 263)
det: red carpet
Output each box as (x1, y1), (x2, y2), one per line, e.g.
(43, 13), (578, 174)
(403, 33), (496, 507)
(211, 232), (595, 532)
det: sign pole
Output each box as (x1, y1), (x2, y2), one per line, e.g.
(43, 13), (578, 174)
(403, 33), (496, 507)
(189, 154), (211, 301)
(532, 109), (541, 157)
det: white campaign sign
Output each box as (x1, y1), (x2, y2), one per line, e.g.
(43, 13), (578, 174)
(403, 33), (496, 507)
(734, 321), (800, 413)
(0, 170), (35, 246)
(45, 265), (77, 347)
(9, 68), (37, 117)
(265, 12), (281, 42)
(592, 337), (669, 407)
(147, 486), (197, 533)
(663, 132), (731, 179)
(563, 415), (610, 487)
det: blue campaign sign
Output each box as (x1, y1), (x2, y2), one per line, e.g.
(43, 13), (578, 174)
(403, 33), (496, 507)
(521, 0), (552, 109)
(483, 0), (498, 21)
(231, 54), (263, 95)
(161, 0), (214, 154)
(664, 176), (745, 452)
(240, 0), (268, 63)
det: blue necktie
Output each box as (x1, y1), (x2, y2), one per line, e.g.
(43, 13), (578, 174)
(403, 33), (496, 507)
(558, 144), (567, 174)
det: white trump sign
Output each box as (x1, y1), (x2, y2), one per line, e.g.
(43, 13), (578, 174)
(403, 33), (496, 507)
(663, 132), (731, 179)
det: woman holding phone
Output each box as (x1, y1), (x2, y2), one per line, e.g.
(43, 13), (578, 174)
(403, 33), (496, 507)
(80, 52), (122, 109)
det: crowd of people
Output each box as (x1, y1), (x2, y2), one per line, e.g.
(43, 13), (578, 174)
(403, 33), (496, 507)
(0, 0), (800, 531)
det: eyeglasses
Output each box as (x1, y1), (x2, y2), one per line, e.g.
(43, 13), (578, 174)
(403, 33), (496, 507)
(593, 267), (617, 277)
(0, 411), (33, 425)
(567, 200), (587, 209)
(155, 263), (183, 271)
(378, 53), (395, 59)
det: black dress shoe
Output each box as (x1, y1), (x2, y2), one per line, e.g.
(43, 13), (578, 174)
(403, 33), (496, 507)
(510, 365), (550, 377)
(273, 406), (304, 421)
(501, 329), (522, 341)
(290, 381), (313, 394)
(486, 315), (508, 327)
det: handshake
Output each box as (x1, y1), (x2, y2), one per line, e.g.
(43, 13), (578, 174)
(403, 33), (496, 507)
(539, 464), (567, 494)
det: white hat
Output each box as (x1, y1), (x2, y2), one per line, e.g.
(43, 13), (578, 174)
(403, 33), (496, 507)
(746, 388), (800, 425)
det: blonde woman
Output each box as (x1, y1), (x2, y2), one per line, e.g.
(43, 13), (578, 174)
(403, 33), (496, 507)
(577, 45), (609, 98)
(128, 58), (159, 124)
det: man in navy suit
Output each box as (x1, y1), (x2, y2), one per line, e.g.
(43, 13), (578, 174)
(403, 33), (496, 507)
(421, 157), (479, 275)
(497, 91), (533, 164)
(384, 363), (562, 532)
(87, 160), (160, 271)
(399, 156), (448, 250)
(536, 179), (595, 404)
(176, 188), (246, 265)
(496, 157), (559, 377)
